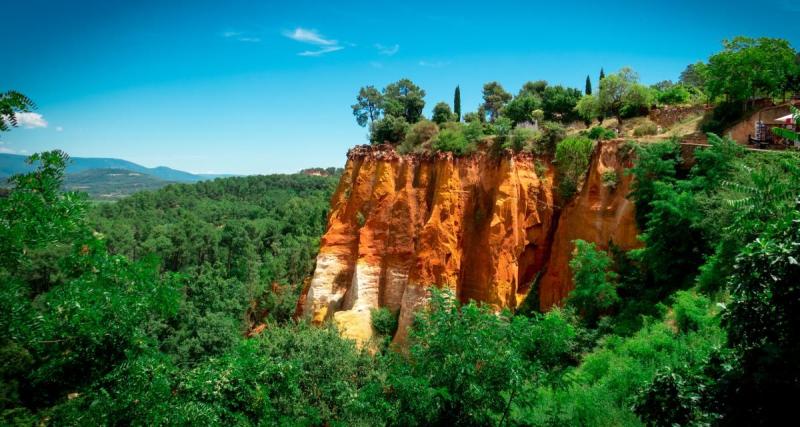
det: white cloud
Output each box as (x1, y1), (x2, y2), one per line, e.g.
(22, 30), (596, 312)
(418, 60), (450, 68)
(298, 46), (344, 57)
(56, 126), (63, 132)
(284, 27), (337, 45)
(0, 147), (15, 154)
(375, 43), (399, 56)
(284, 27), (344, 56)
(221, 30), (261, 43)
(15, 112), (48, 128)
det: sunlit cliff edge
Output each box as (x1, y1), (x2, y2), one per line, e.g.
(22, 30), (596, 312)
(296, 140), (640, 344)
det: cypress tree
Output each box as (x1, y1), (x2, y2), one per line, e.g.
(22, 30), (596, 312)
(585, 75), (592, 95)
(599, 68), (605, 81)
(454, 85), (461, 122)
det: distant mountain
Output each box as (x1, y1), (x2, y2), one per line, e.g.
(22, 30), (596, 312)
(0, 153), (210, 182)
(63, 168), (176, 200)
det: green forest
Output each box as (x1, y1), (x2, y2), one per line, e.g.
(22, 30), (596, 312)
(1, 35), (800, 426)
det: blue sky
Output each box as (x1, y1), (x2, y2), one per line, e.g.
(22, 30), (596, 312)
(2, 0), (799, 174)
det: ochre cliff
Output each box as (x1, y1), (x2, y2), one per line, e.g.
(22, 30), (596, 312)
(296, 140), (640, 344)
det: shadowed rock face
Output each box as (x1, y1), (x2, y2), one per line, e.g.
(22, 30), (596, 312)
(296, 141), (639, 345)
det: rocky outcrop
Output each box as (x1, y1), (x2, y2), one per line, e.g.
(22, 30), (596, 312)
(297, 141), (640, 344)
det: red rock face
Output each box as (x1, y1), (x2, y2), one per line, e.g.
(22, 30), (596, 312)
(297, 141), (639, 344)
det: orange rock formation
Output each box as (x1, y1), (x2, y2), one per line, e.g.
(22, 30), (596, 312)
(297, 140), (640, 344)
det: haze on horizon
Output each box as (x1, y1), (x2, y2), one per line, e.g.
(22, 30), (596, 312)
(2, 0), (799, 175)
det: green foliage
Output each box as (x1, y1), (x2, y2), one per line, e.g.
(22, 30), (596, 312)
(453, 86), (461, 122)
(482, 81), (511, 122)
(371, 307), (398, 337)
(575, 95), (600, 126)
(431, 102), (454, 124)
(587, 126), (616, 141)
(541, 85), (582, 122)
(399, 119), (439, 154)
(352, 85), (383, 127)
(597, 67), (652, 125)
(555, 136), (594, 199)
(538, 120), (566, 154)
(503, 93), (542, 125)
(601, 170), (618, 190)
(370, 115), (409, 144)
(383, 78), (426, 123)
(705, 37), (799, 102)
(462, 119), (484, 145)
(0, 90), (36, 134)
(679, 62), (707, 89)
(567, 240), (619, 326)
(632, 122), (658, 137)
(0, 151), (87, 273)
(504, 127), (541, 153)
(654, 84), (691, 105)
(585, 75), (592, 95)
(513, 292), (724, 426)
(633, 365), (718, 426)
(626, 139), (681, 228)
(432, 125), (474, 156)
(386, 289), (576, 426)
(716, 205), (800, 424)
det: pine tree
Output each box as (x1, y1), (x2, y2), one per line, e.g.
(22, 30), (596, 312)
(454, 85), (461, 122)
(599, 68), (605, 81)
(585, 75), (592, 95)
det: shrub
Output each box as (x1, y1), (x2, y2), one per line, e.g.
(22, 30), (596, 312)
(433, 126), (475, 156)
(601, 170), (619, 190)
(633, 122), (658, 137)
(656, 85), (691, 105)
(567, 240), (619, 325)
(505, 127), (541, 152)
(540, 121), (567, 154)
(399, 120), (439, 154)
(587, 126), (616, 141)
(370, 115), (409, 144)
(462, 120), (484, 144)
(371, 307), (398, 337)
(555, 136), (595, 199)
(672, 291), (713, 333)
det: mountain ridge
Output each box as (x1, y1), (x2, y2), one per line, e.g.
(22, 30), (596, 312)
(0, 153), (231, 182)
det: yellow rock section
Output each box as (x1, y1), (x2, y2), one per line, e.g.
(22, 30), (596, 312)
(297, 141), (639, 345)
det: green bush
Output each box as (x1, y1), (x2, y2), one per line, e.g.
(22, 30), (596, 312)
(504, 127), (540, 152)
(540, 121), (567, 154)
(601, 170), (619, 190)
(370, 115), (409, 144)
(432, 126), (475, 156)
(672, 291), (712, 333)
(462, 119), (484, 144)
(399, 120), (439, 154)
(371, 307), (398, 337)
(633, 122), (658, 137)
(567, 240), (619, 326)
(656, 85), (691, 105)
(587, 126), (616, 141)
(555, 136), (595, 199)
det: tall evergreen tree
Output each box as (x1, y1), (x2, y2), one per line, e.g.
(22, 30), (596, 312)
(454, 86), (462, 122)
(599, 68), (605, 81)
(585, 75), (592, 95)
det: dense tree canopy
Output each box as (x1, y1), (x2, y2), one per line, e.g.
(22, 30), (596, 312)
(481, 81), (512, 122)
(705, 37), (799, 103)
